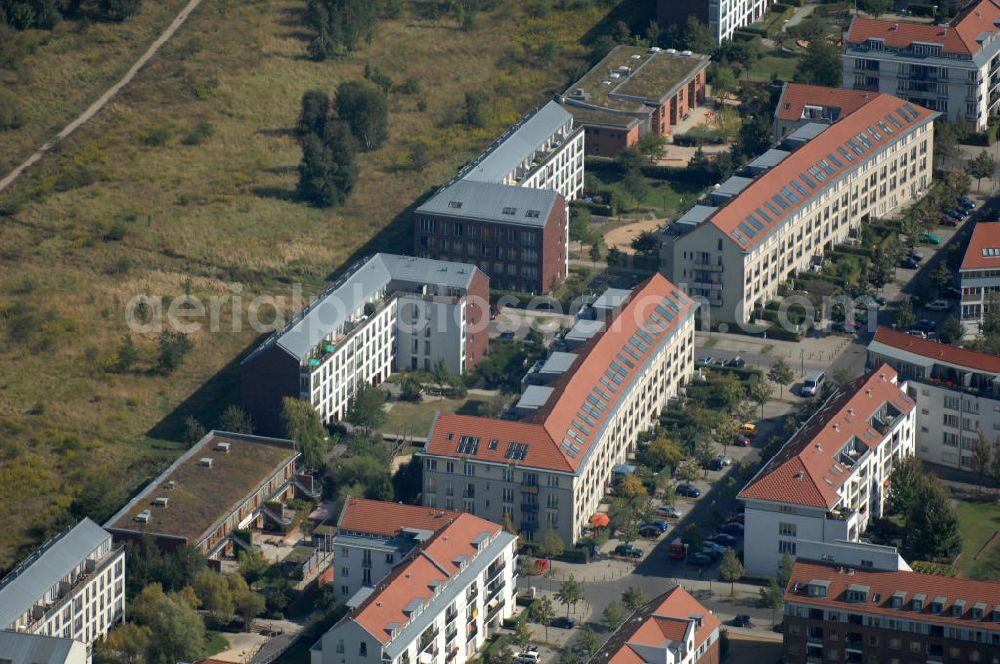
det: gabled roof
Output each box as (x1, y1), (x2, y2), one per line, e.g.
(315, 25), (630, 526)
(739, 365), (914, 509)
(787, 560), (1000, 628)
(774, 83), (875, 123)
(0, 632), (85, 664)
(416, 180), (562, 228)
(870, 326), (1000, 374)
(336, 497), (459, 538)
(709, 92), (935, 251)
(0, 518), (112, 629)
(424, 274), (696, 473)
(589, 586), (721, 664)
(961, 221), (1000, 270)
(846, 0), (1000, 57)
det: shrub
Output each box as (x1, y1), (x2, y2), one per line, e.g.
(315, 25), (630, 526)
(181, 121), (214, 145)
(555, 546), (590, 564)
(0, 90), (24, 131)
(909, 3), (936, 17)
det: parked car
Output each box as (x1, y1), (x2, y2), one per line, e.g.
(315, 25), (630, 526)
(727, 356), (746, 368)
(702, 541), (726, 555)
(925, 299), (950, 312)
(731, 614), (754, 628)
(614, 544), (643, 558)
(712, 533), (737, 547)
(958, 195), (976, 209)
(515, 646), (541, 663)
(941, 286), (962, 299)
(489, 304), (503, 320)
(698, 546), (723, 561)
(652, 519), (670, 532)
(734, 435), (752, 447)
(656, 504), (683, 518)
(907, 330), (929, 339)
(722, 522), (745, 536)
(697, 356), (715, 366)
(913, 319), (936, 332)
(705, 457), (725, 471)
(738, 422), (757, 437)
(833, 321), (861, 334)
(908, 248), (924, 260)
(676, 484), (702, 498)
(726, 513), (745, 525)
(900, 257), (920, 269)
(949, 207), (970, 218)
(715, 455), (732, 466)
(499, 331), (515, 340)
(639, 525), (662, 538)
(687, 552), (712, 567)
(940, 216), (959, 227)
(551, 617), (576, 629)
(920, 231), (942, 245)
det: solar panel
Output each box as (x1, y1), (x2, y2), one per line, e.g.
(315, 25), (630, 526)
(599, 375), (618, 394)
(623, 345), (642, 362)
(856, 133), (873, 150)
(895, 110), (910, 125)
(594, 386), (611, 401)
(504, 442), (528, 460)
(791, 181), (808, 197)
(867, 126), (883, 141)
(828, 152), (844, 168)
(664, 297), (681, 313)
(573, 419), (591, 436)
(903, 103), (919, 119)
(749, 215), (765, 231)
(820, 159), (836, 175)
(756, 207), (772, 223)
(636, 328), (654, 344)
(877, 120), (892, 135)
(732, 230), (749, 244)
(617, 352), (635, 369)
(781, 186), (799, 204)
(765, 200), (782, 216)
(886, 114), (902, 129)
(672, 290), (689, 305)
(801, 174), (816, 189)
(837, 146), (854, 162)
(739, 221), (756, 238)
(456, 435), (480, 455)
(610, 360), (629, 376)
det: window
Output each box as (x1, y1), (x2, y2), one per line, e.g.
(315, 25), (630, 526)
(359, 642), (367, 657)
(779, 522), (797, 537)
(779, 541), (797, 554)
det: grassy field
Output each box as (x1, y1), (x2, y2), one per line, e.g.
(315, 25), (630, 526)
(954, 499), (1000, 577)
(588, 169), (706, 218)
(0, 0), (648, 568)
(384, 395), (492, 438)
(747, 53), (801, 83)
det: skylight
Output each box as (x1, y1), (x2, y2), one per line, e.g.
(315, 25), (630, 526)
(739, 221), (757, 238)
(756, 207), (772, 222)
(456, 435), (480, 455)
(504, 442), (528, 460)
(828, 152), (844, 168)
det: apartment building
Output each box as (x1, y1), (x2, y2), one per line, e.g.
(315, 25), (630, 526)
(0, 518), (125, 663)
(738, 366), (916, 577)
(657, 0), (775, 43)
(560, 45), (710, 157)
(241, 254), (488, 434)
(662, 85), (936, 323)
(106, 431), (314, 561)
(783, 547), (1000, 664)
(413, 101), (583, 294)
(0, 632), (87, 664)
(843, 0), (1000, 129)
(311, 513), (517, 664)
(589, 585), (722, 664)
(772, 84), (877, 142)
(420, 274), (697, 545)
(868, 325), (1000, 471)
(959, 221), (1000, 336)
(329, 497), (460, 604)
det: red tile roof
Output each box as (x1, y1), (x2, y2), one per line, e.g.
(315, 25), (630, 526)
(590, 586), (721, 664)
(710, 93), (935, 251)
(774, 83), (875, 123)
(739, 365), (914, 508)
(846, 0), (1000, 57)
(871, 326), (1000, 374)
(961, 221), (1000, 270)
(787, 560), (1000, 628)
(425, 273), (695, 473)
(337, 497), (459, 538)
(350, 513), (506, 644)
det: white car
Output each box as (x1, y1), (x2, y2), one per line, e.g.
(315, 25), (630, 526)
(925, 300), (950, 312)
(514, 649), (541, 664)
(656, 504), (683, 518)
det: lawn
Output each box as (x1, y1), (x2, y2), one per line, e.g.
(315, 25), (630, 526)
(0, 0), (645, 568)
(384, 396), (492, 439)
(588, 169), (706, 218)
(954, 499), (1000, 577)
(746, 53), (802, 83)
(201, 630), (230, 658)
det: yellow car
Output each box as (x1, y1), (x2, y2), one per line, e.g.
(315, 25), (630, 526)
(738, 422), (757, 437)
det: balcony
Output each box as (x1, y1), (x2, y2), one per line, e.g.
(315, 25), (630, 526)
(520, 503), (538, 513)
(486, 579), (505, 601)
(446, 607), (458, 624)
(845, 636), (863, 653)
(419, 628), (439, 653)
(486, 597), (504, 621)
(446, 623), (458, 642)
(463, 489), (475, 499)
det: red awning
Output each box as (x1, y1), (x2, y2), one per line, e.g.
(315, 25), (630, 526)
(590, 513), (610, 528)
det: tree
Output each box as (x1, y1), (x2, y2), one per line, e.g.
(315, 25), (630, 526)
(675, 457), (701, 484)
(297, 122), (358, 207)
(973, 431), (993, 493)
(777, 551), (794, 588)
(748, 378), (773, 418)
(0, 89), (24, 131)
(621, 586), (646, 613)
(713, 372), (746, 412)
(183, 416), (206, 445)
(636, 132), (667, 162)
(557, 575), (584, 617)
(601, 601), (625, 632)
(193, 570), (234, 625)
(887, 455), (923, 516)
(579, 625), (600, 657)
(157, 330), (193, 373)
(113, 335), (138, 373)
(281, 396), (329, 470)
(831, 367), (855, 388)
(859, 0), (891, 17)
(735, 112), (772, 162)
(759, 577), (784, 625)
(464, 90), (490, 128)
(795, 39), (841, 87)
(334, 80), (389, 151)
(719, 548), (745, 594)
(681, 523), (703, 551)
(637, 433), (683, 472)
(482, 635), (513, 664)
(894, 298), (916, 330)
(297, 89), (330, 139)
(392, 455), (423, 504)
(617, 474), (647, 498)
(539, 524), (566, 559)
(305, 0), (378, 60)
(95, 622), (151, 664)
(931, 262), (953, 291)
(712, 65), (738, 102)
(218, 404), (254, 434)
(679, 15), (714, 53)
(431, 358), (451, 392)
(145, 592), (207, 664)
(939, 317), (964, 344)
(767, 359), (795, 399)
(906, 474), (961, 561)
(99, 0), (142, 21)
(228, 574), (265, 629)
(966, 151), (996, 192)
(238, 548), (268, 584)
(532, 596), (555, 642)
(513, 617), (532, 648)
(345, 382), (387, 436)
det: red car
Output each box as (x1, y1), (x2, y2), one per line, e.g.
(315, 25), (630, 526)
(734, 435), (751, 447)
(489, 304), (503, 320)
(940, 216), (959, 227)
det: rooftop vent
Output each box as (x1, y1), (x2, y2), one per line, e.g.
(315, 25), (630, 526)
(794, 471), (805, 480)
(215, 441), (232, 453)
(866, 389), (873, 396)
(848, 408), (855, 416)
(200, 457), (214, 468)
(167, 480), (176, 490)
(153, 497), (169, 508)
(135, 510), (152, 523)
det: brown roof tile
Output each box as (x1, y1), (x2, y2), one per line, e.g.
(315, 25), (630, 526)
(337, 497), (459, 537)
(872, 326), (1000, 374)
(846, 0), (1000, 57)
(774, 83), (876, 123)
(961, 221), (1000, 270)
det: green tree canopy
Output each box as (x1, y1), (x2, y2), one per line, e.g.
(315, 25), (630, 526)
(887, 455), (923, 516)
(719, 548), (745, 594)
(621, 586), (646, 612)
(345, 382), (387, 436)
(281, 396), (329, 470)
(894, 298), (916, 330)
(601, 601), (625, 632)
(297, 89), (330, 139)
(767, 359), (795, 399)
(218, 404), (254, 434)
(906, 474), (961, 561)
(297, 122), (358, 207)
(556, 575), (584, 617)
(539, 524), (566, 559)
(795, 39), (842, 87)
(967, 152), (996, 192)
(335, 80), (389, 151)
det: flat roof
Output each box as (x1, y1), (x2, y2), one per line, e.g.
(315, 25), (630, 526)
(713, 176), (755, 199)
(517, 385), (556, 411)
(675, 205), (718, 226)
(563, 45), (709, 112)
(106, 432), (298, 543)
(561, 104), (640, 128)
(416, 180), (560, 228)
(0, 632), (84, 664)
(784, 122), (829, 144)
(565, 318), (605, 343)
(539, 351), (578, 375)
(746, 149), (791, 171)
(592, 288), (633, 311)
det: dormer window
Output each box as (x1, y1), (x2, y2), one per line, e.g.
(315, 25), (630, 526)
(953, 600), (966, 617)
(932, 597), (947, 614)
(847, 584), (869, 603)
(808, 580), (830, 598)
(973, 603), (987, 619)
(912, 594), (926, 611)
(891, 591), (907, 609)
(867, 38), (884, 50)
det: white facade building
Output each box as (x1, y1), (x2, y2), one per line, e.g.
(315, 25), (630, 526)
(421, 275), (697, 545)
(0, 519), (125, 664)
(311, 513), (517, 664)
(709, 0), (773, 42)
(662, 85), (936, 323)
(738, 366), (916, 577)
(0, 632), (88, 664)
(843, 0), (1000, 130)
(959, 221), (1000, 337)
(868, 326), (1000, 471)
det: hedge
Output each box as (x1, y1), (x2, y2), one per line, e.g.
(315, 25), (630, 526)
(909, 3), (935, 17)
(785, 0), (803, 6)
(672, 133), (726, 147)
(573, 201), (613, 217)
(771, 2), (791, 11)
(835, 245), (875, 259)
(555, 546), (591, 564)
(740, 24), (768, 36)
(732, 30), (757, 42)
(705, 365), (763, 381)
(910, 560), (955, 576)
(763, 325), (805, 341)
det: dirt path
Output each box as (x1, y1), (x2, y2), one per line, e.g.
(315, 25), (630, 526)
(603, 218), (665, 252)
(0, 0), (205, 193)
